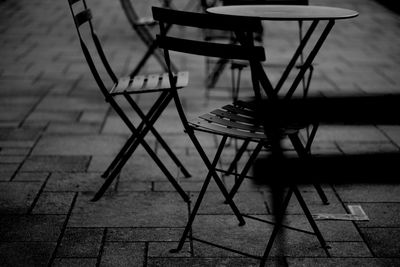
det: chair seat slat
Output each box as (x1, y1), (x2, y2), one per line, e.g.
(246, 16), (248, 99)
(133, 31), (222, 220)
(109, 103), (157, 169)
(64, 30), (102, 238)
(136, 16), (157, 26)
(114, 77), (130, 93)
(146, 74), (162, 89)
(222, 104), (256, 117)
(211, 109), (257, 124)
(190, 120), (266, 140)
(160, 73), (171, 88)
(130, 75), (146, 90)
(176, 71), (189, 88)
(200, 114), (264, 132)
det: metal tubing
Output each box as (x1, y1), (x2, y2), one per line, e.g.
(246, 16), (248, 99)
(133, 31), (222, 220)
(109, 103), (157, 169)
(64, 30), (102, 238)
(226, 139), (250, 175)
(171, 136), (229, 252)
(101, 132), (137, 178)
(126, 93), (191, 178)
(289, 133), (329, 204)
(292, 186), (328, 251)
(285, 20), (335, 99)
(190, 132), (246, 224)
(103, 91), (170, 179)
(92, 93), (189, 202)
(226, 142), (263, 200)
(274, 20), (319, 95)
(260, 188), (293, 266)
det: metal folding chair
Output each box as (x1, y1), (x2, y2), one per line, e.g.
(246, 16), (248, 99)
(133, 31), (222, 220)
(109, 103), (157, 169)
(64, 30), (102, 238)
(67, 0), (190, 202)
(153, 6), (329, 262)
(119, 0), (204, 77)
(118, 0), (177, 76)
(202, 0), (328, 205)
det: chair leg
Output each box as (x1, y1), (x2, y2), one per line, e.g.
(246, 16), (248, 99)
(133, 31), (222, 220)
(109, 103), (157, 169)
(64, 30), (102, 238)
(226, 139), (250, 175)
(291, 186), (329, 251)
(260, 188), (293, 265)
(92, 94), (189, 202)
(231, 64), (243, 102)
(313, 183), (329, 205)
(206, 58), (229, 89)
(188, 132), (245, 224)
(129, 40), (177, 77)
(101, 132), (136, 178)
(225, 142), (263, 203)
(171, 135), (235, 253)
(102, 91), (172, 180)
(126, 93), (191, 178)
(289, 133), (329, 205)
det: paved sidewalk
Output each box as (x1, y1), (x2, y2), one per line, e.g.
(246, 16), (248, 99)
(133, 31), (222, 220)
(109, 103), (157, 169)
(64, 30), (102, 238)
(1, 0), (400, 266)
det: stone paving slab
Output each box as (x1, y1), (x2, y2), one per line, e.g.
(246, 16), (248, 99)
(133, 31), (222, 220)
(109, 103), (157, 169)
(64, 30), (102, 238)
(0, 0), (400, 266)
(0, 242), (56, 267)
(20, 155), (91, 172)
(68, 192), (188, 228)
(0, 182), (42, 214)
(0, 215), (65, 242)
(100, 242), (145, 266)
(359, 228), (400, 257)
(57, 228), (104, 258)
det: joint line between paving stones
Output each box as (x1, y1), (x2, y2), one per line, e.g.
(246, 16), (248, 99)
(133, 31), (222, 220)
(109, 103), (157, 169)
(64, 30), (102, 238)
(99, 106), (113, 134)
(18, 79), (53, 128)
(15, 42), (38, 62)
(187, 194), (195, 257)
(96, 228), (108, 267)
(27, 172), (52, 214)
(47, 192), (79, 267)
(330, 185), (377, 258)
(9, 124), (47, 182)
(261, 190), (272, 214)
(144, 242), (149, 267)
(282, 256), (289, 267)
(85, 155), (93, 173)
(376, 126), (400, 150)
(67, 74), (83, 97)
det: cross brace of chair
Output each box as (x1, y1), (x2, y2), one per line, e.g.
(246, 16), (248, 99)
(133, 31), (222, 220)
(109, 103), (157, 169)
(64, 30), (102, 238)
(92, 91), (190, 202)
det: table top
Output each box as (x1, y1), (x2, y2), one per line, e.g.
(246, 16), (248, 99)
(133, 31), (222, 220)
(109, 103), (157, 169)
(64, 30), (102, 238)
(207, 5), (359, 21)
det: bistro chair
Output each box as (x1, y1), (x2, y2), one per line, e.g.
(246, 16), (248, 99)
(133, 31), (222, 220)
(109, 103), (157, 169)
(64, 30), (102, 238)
(118, 0), (178, 77)
(67, 0), (190, 203)
(153, 6), (329, 261)
(202, 0), (328, 205)
(119, 0), (205, 77)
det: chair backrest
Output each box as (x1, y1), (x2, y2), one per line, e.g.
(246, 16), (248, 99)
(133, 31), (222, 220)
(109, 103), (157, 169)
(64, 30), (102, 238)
(67, 0), (117, 98)
(153, 7), (266, 68)
(153, 7), (267, 122)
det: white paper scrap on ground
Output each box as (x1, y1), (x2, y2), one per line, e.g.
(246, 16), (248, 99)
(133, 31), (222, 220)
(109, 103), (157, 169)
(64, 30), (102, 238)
(313, 205), (369, 221)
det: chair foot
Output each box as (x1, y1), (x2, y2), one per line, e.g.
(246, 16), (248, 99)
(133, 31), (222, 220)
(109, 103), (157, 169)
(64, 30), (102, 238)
(239, 221), (246, 226)
(170, 248), (181, 253)
(90, 194), (101, 202)
(181, 167), (191, 179)
(182, 194), (191, 203)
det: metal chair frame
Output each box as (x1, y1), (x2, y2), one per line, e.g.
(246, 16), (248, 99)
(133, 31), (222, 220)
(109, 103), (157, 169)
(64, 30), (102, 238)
(153, 6), (330, 263)
(67, 0), (190, 202)
(202, 0), (327, 206)
(119, 0), (207, 76)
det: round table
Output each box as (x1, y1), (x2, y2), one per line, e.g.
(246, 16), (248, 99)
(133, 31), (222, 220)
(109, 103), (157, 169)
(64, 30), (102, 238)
(207, 5), (359, 99)
(207, 5), (358, 21)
